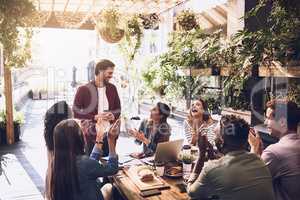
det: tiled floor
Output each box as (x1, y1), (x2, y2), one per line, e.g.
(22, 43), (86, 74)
(0, 99), (185, 200)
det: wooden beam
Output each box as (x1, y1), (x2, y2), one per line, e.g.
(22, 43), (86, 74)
(259, 66), (300, 77)
(62, 0), (70, 15)
(214, 5), (227, 18)
(75, 0), (84, 14)
(216, 4), (229, 14)
(197, 14), (213, 30)
(177, 68), (212, 76)
(206, 9), (227, 25)
(201, 11), (220, 27)
(37, 0), (41, 11)
(51, 0), (55, 12)
(4, 66), (14, 144)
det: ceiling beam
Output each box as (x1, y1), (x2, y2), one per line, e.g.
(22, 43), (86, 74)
(37, 0), (41, 11)
(215, 4), (228, 16)
(201, 11), (220, 27)
(62, 0), (70, 14)
(75, 0), (84, 14)
(213, 6), (227, 19)
(51, 0), (55, 12)
(197, 14), (213, 30)
(204, 9), (227, 25)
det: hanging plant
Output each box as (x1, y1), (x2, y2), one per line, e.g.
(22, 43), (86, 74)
(96, 9), (124, 43)
(127, 16), (142, 36)
(139, 13), (159, 30)
(176, 10), (198, 31)
(119, 15), (143, 65)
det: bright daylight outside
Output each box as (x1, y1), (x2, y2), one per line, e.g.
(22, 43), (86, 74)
(0, 0), (300, 200)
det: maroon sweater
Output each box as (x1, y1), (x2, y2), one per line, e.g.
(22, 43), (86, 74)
(72, 81), (121, 121)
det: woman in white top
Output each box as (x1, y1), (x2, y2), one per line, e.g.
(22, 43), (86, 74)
(183, 98), (216, 146)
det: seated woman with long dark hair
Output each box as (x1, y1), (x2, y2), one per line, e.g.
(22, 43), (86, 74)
(47, 118), (120, 200)
(183, 98), (216, 146)
(44, 101), (72, 197)
(129, 102), (171, 158)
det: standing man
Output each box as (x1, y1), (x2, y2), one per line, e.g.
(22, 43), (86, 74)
(73, 59), (121, 154)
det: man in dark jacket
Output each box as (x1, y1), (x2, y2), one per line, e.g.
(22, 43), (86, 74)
(73, 59), (121, 154)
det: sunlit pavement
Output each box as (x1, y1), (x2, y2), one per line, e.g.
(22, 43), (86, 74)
(0, 99), (184, 199)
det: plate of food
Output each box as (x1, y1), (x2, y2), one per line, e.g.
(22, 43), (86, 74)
(164, 166), (183, 178)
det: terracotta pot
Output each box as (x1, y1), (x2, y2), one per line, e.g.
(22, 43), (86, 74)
(98, 27), (124, 43)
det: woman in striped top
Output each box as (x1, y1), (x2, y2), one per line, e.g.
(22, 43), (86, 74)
(183, 98), (216, 146)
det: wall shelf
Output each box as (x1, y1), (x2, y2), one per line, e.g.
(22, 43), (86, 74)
(259, 63), (300, 78)
(177, 68), (212, 76)
(220, 67), (230, 76)
(177, 67), (230, 76)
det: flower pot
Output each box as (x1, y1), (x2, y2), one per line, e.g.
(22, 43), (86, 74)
(0, 122), (21, 144)
(98, 27), (124, 43)
(0, 123), (5, 145)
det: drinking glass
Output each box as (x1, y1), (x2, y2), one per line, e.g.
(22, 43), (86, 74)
(155, 162), (165, 177)
(182, 163), (192, 182)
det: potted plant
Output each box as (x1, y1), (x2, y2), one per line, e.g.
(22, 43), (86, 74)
(118, 15), (143, 65)
(39, 88), (48, 100)
(1, 0), (36, 144)
(96, 9), (124, 43)
(139, 13), (159, 30)
(142, 29), (209, 108)
(127, 16), (142, 37)
(0, 108), (25, 144)
(176, 10), (198, 31)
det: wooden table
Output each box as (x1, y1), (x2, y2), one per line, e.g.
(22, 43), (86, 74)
(112, 166), (189, 200)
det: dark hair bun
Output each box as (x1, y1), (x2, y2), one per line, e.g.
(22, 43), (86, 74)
(157, 102), (171, 118)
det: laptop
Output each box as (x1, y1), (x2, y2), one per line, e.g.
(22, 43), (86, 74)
(142, 139), (184, 165)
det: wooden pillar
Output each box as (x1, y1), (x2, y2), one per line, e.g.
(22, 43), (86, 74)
(4, 66), (14, 144)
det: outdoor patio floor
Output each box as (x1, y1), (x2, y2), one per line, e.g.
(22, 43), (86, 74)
(0, 99), (184, 200)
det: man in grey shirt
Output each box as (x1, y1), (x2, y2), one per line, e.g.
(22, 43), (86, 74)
(187, 115), (275, 200)
(249, 99), (300, 200)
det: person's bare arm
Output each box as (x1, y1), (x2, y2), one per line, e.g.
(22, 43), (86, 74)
(248, 128), (263, 156)
(188, 135), (207, 186)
